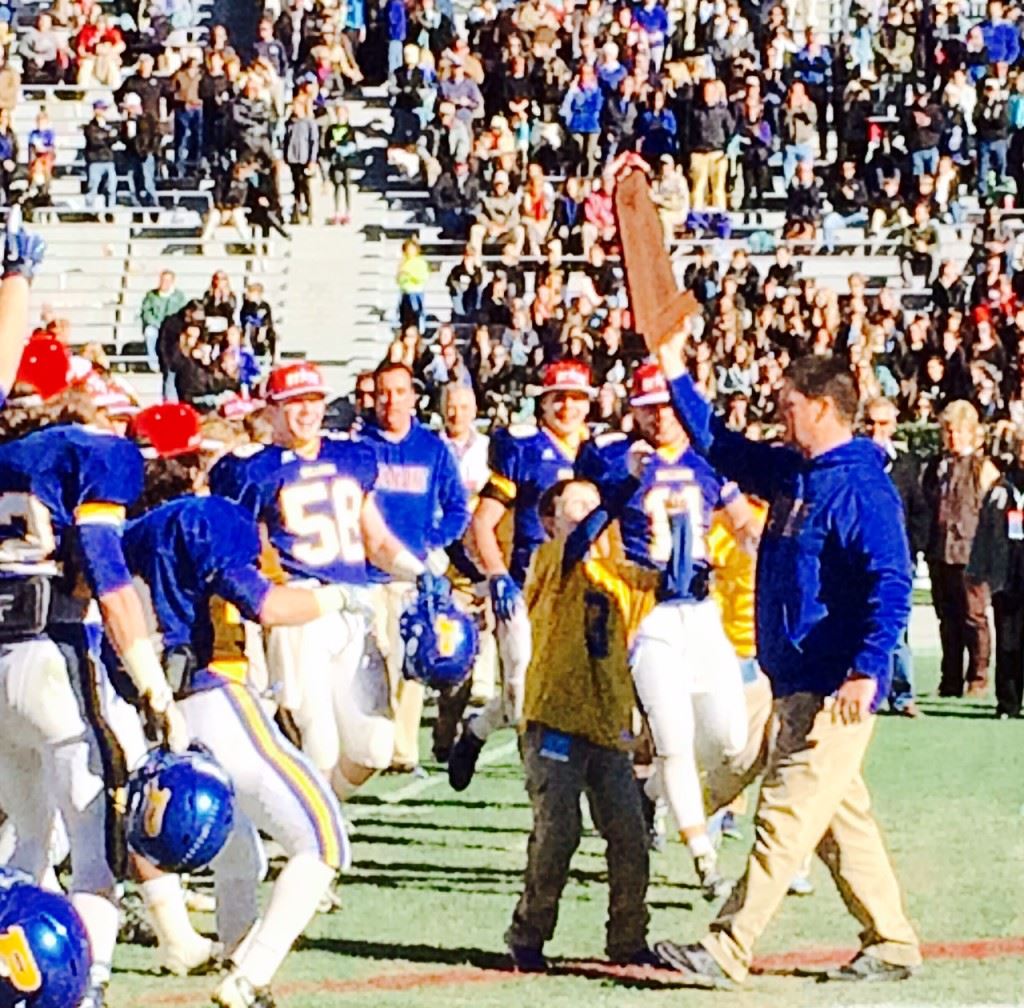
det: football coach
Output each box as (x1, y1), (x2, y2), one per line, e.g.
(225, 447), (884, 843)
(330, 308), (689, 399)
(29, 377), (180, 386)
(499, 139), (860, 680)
(652, 333), (922, 987)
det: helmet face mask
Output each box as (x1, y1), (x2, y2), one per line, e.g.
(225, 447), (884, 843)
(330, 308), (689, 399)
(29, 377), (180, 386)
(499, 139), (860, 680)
(126, 746), (235, 874)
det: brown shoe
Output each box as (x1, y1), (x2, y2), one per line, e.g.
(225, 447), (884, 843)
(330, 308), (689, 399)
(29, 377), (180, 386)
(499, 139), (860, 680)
(897, 702), (922, 718)
(966, 683), (988, 699)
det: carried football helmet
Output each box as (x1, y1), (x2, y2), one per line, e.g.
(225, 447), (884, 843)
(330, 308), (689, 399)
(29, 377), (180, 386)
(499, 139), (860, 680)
(126, 745), (235, 873)
(0, 868), (91, 1008)
(400, 575), (479, 688)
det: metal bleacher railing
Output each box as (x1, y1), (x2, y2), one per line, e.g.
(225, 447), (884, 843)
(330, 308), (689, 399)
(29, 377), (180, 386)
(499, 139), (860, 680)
(4, 0), (292, 371)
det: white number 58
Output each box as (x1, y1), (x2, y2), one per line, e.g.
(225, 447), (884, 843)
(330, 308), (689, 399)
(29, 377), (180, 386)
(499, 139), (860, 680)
(279, 478), (364, 568)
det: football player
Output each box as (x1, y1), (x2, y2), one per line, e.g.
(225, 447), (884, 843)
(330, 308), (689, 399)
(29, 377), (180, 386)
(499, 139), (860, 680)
(123, 402), (363, 1008)
(0, 341), (187, 1007)
(0, 211), (46, 410)
(577, 362), (753, 900)
(449, 359), (594, 790)
(220, 361), (438, 800)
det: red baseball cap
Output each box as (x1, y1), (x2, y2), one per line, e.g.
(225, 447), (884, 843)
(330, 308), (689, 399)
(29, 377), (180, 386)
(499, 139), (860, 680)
(13, 338), (72, 402)
(629, 362), (671, 407)
(132, 402), (203, 459)
(266, 362), (331, 403)
(534, 359), (595, 398)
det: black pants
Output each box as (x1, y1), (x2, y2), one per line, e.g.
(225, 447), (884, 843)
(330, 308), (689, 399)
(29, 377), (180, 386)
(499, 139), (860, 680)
(804, 83), (830, 155)
(506, 724), (649, 960)
(929, 561), (991, 695)
(993, 591), (1024, 717)
(289, 163), (314, 220)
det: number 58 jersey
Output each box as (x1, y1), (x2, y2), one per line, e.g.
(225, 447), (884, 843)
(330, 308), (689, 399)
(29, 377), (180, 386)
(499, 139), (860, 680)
(224, 436), (379, 586)
(576, 434), (737, 602)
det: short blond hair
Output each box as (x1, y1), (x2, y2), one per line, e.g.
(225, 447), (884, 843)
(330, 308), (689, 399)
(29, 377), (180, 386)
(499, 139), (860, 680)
(940, 399), (980, 434)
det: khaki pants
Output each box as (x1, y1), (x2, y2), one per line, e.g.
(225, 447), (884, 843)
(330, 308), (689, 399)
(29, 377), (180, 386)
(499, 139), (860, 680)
(371, 582), (420, 769)
(702, 692), (921, 982)
(689, 151), (728, 211)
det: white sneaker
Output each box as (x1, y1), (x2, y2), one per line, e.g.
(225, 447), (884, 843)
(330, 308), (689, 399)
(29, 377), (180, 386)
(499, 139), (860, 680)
(159, 937), (223, 976)
(788, 873), (815, 897)
(213, 973), (275, 1008)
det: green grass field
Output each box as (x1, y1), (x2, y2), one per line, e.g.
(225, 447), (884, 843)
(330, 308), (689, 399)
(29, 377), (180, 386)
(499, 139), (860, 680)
(108, 626), (1024, 1008)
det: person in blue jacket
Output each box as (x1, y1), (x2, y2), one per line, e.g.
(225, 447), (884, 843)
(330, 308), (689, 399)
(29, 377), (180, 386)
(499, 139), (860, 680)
(651, 330), (922, 988)
(561, 65), (604, 177)
(978, 0), (1020, 66)
(361, 361), (470, 773)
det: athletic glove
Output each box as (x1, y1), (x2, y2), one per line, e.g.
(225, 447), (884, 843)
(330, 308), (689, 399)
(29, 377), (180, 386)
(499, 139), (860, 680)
(425, 547), (451, 576)
(489, 573), (522, 622)
(313, 583), (372, 619)
(154, 699), (190, 755)
(3, 210), (46, 283)
(416, 571), (450, 601)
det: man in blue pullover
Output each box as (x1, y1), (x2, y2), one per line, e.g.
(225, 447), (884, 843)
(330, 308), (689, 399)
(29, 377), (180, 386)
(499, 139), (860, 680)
(979, 0), (1020, 66)
(652, 332), (921, 987)
(362, 361), (470, 773)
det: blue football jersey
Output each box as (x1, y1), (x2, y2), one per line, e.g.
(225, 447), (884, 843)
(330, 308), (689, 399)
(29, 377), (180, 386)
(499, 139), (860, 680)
(482, 425), (580, 585)
(123, 496), (271, 677)
(577, 434), (734, 601)
(227, 435), (378, 585)
(208, 442), (267, 500)
(0, 424), (143, 581)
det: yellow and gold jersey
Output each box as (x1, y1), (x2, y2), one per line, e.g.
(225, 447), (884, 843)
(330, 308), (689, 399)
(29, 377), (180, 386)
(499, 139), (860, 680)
(522, 532), (659, 750)
(706, 501), (767, 660)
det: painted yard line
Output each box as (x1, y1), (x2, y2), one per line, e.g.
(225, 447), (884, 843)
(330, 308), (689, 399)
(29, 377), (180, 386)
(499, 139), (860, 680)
(139, 935), (1024, 1006)
(753, 935), (1024, 971)
(376, 737), (519, 806)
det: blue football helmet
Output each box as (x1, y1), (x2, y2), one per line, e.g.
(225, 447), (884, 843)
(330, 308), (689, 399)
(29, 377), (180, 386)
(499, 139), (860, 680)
(400, 575), (479, 688)
(0, 869), (91, 1008)
(126, 745), (235, 873)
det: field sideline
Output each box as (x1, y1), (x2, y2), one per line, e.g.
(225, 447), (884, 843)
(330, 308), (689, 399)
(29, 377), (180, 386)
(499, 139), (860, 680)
(108, 616), (1024, 1007)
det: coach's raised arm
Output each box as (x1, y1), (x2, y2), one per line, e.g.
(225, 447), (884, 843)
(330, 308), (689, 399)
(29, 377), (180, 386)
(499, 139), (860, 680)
(652, 328), (922, 990)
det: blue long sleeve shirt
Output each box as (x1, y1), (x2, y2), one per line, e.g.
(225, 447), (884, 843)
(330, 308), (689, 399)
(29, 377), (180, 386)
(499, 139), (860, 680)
(668, 374), (911, 709)
(980, 18), (1020, 66)
(361, 420), (470, 583)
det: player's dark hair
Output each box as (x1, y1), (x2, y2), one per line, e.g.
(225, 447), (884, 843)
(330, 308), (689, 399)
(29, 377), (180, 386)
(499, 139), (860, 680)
(373, 360), (414, 385)
(133, 453), (203, 515)
(538, 478), (575, 522)
(783, 356), (859, 425)
(242, 406), (273, 444)
(0, 388), (97, 444)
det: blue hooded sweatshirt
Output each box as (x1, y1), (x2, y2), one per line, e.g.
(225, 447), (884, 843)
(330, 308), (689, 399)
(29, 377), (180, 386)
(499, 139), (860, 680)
(669, 374), (911, 710)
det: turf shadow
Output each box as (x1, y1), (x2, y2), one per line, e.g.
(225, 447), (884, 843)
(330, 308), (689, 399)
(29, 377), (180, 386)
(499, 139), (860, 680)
(911, 707), (1000, 719)
(350, 796), (529, 811)
(351, 817), (522, 835)
(549, 963), (698, 989)
(299, 936), (510, 970)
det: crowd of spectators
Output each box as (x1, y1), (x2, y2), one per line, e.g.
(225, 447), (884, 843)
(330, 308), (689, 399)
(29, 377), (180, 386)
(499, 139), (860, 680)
(138, 265), (276, 405)
(372, 0), (1024, 446)
(3, 0), (373, 232)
